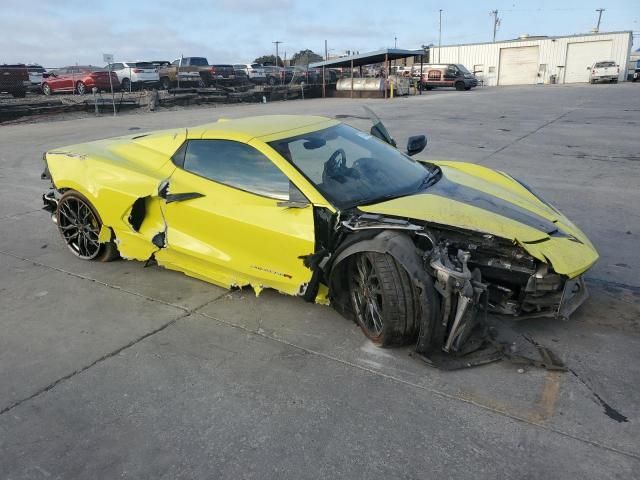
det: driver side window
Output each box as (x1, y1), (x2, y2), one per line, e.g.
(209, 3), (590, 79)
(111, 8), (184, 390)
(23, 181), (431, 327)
(181, 140), (290, 200)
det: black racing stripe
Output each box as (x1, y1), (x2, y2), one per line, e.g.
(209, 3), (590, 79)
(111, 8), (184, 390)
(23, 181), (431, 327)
(429, 176), (561, 235)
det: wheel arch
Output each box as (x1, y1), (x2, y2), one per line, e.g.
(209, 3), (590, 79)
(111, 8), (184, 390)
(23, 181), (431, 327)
(327, 230), (440, 351)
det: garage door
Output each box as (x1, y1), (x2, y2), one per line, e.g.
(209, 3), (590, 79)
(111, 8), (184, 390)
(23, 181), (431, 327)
(498, 46), (539, 85)
(564, 41), (612, 83)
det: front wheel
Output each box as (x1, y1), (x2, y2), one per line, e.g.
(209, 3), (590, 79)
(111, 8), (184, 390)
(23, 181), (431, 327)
(76, 81), (86, 95)
(56, 191), (119, 262)
(455, 81), (465, 91)
(121, 78), (131, 91)
(160, 77), (171, 90)
(42, 83), (52, 95)
(348, 252), (419, 346)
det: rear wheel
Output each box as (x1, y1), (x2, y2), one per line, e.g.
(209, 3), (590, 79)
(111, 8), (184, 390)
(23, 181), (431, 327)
(348, 252), (419, 346)
(11, 89), (26, 98)
(56, 191), (119, 262)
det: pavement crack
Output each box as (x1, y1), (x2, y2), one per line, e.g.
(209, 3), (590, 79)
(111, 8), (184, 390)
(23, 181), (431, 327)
(0, 209), (41, 221)
(0, 311), (187, 416)
(0, 249), (228, 313)
(197, 310), (640, 462)
(478, 108), (577, 163)
(568, 368), (629, 423)
(0, 252), (229, 416)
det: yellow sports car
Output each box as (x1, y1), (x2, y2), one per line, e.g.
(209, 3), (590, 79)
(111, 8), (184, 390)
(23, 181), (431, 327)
(41, 111), (598, 354)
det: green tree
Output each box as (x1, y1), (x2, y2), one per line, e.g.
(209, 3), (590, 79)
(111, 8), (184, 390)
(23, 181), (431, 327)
(253, 55), (283, 67)
(290, 49), (324, 67)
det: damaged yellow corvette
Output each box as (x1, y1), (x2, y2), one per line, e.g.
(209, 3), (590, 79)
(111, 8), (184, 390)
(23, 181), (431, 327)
(41, 111), (598, 356)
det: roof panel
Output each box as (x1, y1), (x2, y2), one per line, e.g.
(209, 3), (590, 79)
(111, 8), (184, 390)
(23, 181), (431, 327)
(309, 49), (424, 68)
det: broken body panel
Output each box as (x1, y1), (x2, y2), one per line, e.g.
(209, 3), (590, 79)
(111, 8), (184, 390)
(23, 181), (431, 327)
(42, 115), (598, 354)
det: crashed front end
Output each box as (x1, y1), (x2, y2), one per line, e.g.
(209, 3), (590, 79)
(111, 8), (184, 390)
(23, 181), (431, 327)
(326, 211), (596, 356)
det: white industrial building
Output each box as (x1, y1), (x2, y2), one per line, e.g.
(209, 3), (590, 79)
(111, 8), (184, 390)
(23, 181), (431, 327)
(429, 31), (633, 86)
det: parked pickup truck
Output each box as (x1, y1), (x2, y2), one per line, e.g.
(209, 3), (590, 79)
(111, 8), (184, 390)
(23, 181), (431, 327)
(589, 61), (619, 84)
(158, 57), (209, 89)
(158, 58), (240, 89)
(0, 63), (30, 97)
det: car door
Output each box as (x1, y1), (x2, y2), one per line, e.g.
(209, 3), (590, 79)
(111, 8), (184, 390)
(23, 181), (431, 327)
(444, 65), (458, 86)
(49, 68), (69, 92)
(156, 138), (316, 295)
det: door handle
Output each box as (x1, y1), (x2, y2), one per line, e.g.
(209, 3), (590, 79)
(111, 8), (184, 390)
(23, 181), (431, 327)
(165, 192), (205, 204)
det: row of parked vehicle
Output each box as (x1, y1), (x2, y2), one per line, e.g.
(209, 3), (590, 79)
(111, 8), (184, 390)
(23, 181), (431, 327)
(0, 57), (342, 97)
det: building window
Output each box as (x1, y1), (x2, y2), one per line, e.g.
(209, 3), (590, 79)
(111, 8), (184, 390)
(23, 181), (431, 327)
(488, 66), (496, 73)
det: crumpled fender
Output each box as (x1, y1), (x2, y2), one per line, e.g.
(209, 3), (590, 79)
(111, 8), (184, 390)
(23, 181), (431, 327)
(327, 230), (441, 353)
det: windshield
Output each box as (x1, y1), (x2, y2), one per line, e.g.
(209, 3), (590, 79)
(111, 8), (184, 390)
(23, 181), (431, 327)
(269, 124), (439, 208)
(456, 64), (471, 74)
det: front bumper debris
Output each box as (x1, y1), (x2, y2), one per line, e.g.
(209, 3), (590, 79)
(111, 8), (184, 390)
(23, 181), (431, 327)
(558, 276), (588, 320)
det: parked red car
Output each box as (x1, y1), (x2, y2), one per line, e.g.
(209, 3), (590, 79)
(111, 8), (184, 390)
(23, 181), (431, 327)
(41, 66), (120, 95)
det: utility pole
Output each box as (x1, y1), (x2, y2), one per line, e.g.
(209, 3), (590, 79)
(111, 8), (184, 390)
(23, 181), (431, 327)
(273, 41), (282, 67)
(490, 9), (500, 42)
(394, 36), (397, 48)
(595, 8), (605, 32)
(322, 39), (327, 98)
(438, 9), (443, 63)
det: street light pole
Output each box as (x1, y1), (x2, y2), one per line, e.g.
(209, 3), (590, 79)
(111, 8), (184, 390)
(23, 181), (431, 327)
(394, 36), (397, 48)
(595, 8), (605, 32)
(438, 9), (442, 63)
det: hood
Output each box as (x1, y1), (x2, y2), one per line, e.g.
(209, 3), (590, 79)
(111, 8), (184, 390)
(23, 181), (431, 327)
(359, 161), (598, 278)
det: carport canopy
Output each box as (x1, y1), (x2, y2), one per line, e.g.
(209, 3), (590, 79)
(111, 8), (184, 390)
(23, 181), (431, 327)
(309, 49), (424, 69)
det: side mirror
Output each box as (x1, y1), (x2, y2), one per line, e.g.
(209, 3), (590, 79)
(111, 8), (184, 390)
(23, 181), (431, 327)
(586, 66), (591, 70)
(406, 135), (427, 156)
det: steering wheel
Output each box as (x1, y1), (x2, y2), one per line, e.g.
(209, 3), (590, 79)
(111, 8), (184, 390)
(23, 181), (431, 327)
(322, 148), (348, 184)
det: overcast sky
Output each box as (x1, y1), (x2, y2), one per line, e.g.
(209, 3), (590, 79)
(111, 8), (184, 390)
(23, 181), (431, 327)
(2, 0), (638, 67)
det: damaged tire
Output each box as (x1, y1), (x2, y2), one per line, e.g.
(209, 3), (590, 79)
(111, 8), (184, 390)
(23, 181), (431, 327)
(56, 190), (119, 262)
(348, 252), (419, 346)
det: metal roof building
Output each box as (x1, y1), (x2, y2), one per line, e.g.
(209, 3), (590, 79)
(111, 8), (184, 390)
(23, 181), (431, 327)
(429, 31), (633, 86)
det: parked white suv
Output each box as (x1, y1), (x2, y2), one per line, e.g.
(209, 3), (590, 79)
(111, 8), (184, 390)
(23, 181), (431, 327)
(233, 63), (266, 83)
(26, 64), (46, 91)
(107, 62), (160, 90)
(589, 61), (619, 84)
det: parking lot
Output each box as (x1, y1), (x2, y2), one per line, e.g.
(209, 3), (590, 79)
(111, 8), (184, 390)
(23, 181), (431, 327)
(1, 84), (639, 478)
